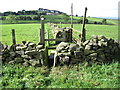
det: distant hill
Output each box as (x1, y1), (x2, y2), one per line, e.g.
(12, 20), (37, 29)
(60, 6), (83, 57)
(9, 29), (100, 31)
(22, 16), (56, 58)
(0, 8), (66, 16)
(0, 8), (118, 25)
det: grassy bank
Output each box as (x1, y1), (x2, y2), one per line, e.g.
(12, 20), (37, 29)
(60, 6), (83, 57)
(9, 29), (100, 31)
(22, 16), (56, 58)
(59, 24), (118, 40)
(1, 61), (119, 88)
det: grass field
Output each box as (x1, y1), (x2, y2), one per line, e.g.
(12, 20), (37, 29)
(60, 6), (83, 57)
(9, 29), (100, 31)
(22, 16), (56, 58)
(1, 23), (118, 45)
(60, 24), (118, 40)
(1, 22), (119, 88)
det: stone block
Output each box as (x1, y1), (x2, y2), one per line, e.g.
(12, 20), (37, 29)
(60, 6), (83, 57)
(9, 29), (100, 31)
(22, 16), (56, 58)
(25, 50), (39, 56)
(29, 59), (40, 66)
(69, 44), (79, 52)
(91, 35), (98, 39)
(98, 35), (105, 40)
(23, 62), (29, 66)
(82, 40), (90, 46)
(36, 45), (43, 50)
(89, 53), (97, 57)
(56, 42), (69, 52)
(58, 52), (71, 56)
(10, 52), (16, 57)
(85, 45), (91, 50)
(59, 56), (70, 64)
(28, 43), (36, 47)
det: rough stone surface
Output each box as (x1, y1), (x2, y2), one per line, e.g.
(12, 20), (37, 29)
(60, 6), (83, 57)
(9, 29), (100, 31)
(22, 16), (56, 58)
(1, 35), (120, 66)
(54, 35), (120, 65)
(1, 41), (45, 66)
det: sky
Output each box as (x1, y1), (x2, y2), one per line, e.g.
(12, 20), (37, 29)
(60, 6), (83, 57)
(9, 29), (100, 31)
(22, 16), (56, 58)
(0, 0), (119, 19)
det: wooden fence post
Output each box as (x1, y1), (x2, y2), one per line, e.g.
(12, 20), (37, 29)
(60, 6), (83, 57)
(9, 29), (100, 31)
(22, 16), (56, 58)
(69, 29), (72, 43)
(81, 7), (87, 42)
(12, 29), (16, 45)
(63, 31), (67, 42)
(60, 22), (62, 28)
(40, 20), (45, 46)
(46, 30), (50, 46)
(71, 3), (73, 28)
(44, 46), (48, 66)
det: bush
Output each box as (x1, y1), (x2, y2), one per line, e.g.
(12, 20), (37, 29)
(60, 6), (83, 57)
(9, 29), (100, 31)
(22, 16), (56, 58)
(1, 16), (6, 20)
(33, 16), (40, 20)
(94, 21), (97, 24)
(26, 16), (32, 20)
(78, 18), (88, 24)
(102, 19), (107, 24)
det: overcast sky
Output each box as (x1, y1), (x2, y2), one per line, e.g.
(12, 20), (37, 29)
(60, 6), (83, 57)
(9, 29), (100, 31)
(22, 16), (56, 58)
(0, 0), (119, 18)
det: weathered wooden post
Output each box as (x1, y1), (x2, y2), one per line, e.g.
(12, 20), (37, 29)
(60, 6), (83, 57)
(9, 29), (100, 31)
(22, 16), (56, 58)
(81, 7), (87, 42)
(60, 22), (62, 28)
(46, 30), (50, 46)
(44, 46), (48, 66)
(40, 16), (45, 46)
(71, 3), (73, 28)
(69, 29), (72, 43)
(63, 31), (67, 42)
(12, 29), (16, 45)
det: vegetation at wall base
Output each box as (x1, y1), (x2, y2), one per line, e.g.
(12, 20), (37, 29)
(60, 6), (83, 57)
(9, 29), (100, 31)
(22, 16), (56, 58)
(1, 60), (119, 88)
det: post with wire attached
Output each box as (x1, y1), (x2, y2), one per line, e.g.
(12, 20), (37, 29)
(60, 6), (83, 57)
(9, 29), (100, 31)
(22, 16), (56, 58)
(12, 29), (16, 45)
(40, 16), (45, 46)
(69, 29), (72, 43)
(81, 7), (87, 42)
(71, 3), (73, 28)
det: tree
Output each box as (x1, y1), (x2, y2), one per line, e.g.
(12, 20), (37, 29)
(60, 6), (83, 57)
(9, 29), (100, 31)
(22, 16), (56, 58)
(85, 19), (88, 24)
(102, 19), (107, 24)
(94, 21), (97, 24)
(1, 16), (6, 20)
(78, 18), (88, 24)
(22, 10), (26, 15)
(76, 14), (78, 17)
(26, 16), (32, 20)
(78, 19), (82, 24)
(6, 15), (18, 23)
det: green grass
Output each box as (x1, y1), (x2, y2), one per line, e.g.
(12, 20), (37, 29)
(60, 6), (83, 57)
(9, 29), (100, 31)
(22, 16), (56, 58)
(1, 23), (55, 45)
(1, 61), (119, 88)
(1, 24), (40, 45)
(59, 24), (118, 40)
(1, 23), (118, 45)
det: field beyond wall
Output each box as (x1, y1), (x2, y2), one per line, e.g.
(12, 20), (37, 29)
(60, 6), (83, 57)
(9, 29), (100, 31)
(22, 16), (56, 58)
(1, 22), (118, 45)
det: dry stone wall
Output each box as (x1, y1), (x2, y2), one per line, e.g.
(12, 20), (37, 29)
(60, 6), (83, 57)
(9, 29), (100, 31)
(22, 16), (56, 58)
(1, 35), (120, 66)
(1, 41), (46, 66)
(49, 23), (72, 43)
(54, 35), (120, 65)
